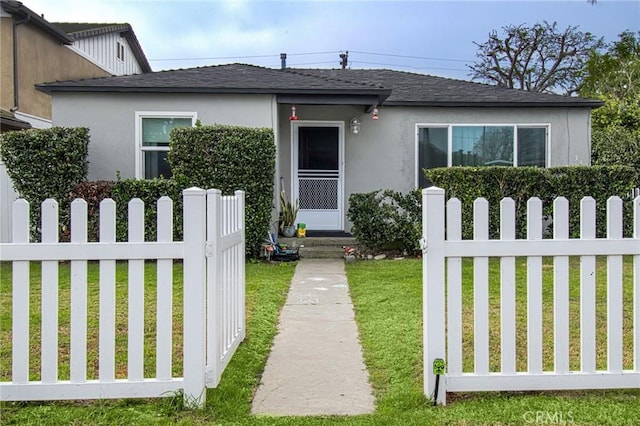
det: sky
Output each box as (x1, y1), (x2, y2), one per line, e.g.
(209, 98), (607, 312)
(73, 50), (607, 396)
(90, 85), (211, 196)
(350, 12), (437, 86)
(20, 0), (640, 80)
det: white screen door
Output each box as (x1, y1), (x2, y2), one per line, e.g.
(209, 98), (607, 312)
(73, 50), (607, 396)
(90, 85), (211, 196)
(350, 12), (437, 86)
(293, 123), (343, 230)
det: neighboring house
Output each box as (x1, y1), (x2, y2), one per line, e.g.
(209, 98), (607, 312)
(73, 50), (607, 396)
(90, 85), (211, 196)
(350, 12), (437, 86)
(0, 0), (151, 241)
(0, 0), (151, 130)
(36, 63), (602, 233)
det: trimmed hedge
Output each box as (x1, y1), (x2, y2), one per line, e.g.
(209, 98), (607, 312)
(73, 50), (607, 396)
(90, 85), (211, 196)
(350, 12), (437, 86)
(348, 166), (636, 251)
(111, 178), (181, 242)
(0, 127), (89, 241)
(424, 166), (637, 239)
(70, 179), (180, 242)
(169, 125), (276, 256)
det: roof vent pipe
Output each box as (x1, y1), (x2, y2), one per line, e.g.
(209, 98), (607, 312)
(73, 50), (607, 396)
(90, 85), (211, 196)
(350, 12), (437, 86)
(280, 53), (287, 70)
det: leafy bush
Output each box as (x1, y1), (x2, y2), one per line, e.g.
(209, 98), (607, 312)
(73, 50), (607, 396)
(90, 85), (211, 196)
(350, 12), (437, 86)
(591, 127), (640, 187)
(69, 179), (180, 242)
(0, 127), (89, 240)
(424, 166), (636, 239)
(111, 178), (181, 242)
(425, 166), (549, 240)
(69, 180), (115, 241)
(169, 125), (275, 255)
(347, 189), (421, 253)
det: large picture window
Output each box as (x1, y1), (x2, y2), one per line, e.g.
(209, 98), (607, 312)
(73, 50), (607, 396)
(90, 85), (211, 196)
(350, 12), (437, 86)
(136, 112), (196, 178)
(417, 124), (548, 187)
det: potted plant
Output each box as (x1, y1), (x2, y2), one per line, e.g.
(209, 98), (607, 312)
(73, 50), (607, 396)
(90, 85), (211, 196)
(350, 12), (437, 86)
(279, 189), (299, 237)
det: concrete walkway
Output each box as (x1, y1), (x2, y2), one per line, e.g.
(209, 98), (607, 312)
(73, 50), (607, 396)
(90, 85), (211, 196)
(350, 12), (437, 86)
(251, 259), (375, 416)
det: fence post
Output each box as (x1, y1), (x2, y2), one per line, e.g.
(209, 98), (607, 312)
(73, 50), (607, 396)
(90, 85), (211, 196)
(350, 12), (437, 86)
(633, 195), (640, 372)
(206, 189), (221, 388)
(423, 186), (446, 405)
(12, 199), (29, 384)
(183, 187), (207, 408)
(235, 190), (246, 341)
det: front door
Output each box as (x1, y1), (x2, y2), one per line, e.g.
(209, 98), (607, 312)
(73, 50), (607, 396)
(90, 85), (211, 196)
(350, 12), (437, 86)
(292, 122), (344, 231)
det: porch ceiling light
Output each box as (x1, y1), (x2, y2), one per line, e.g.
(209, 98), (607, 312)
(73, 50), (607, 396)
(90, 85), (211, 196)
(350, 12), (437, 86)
(350, 117), (361, 134)
(290, 105), (298, 121)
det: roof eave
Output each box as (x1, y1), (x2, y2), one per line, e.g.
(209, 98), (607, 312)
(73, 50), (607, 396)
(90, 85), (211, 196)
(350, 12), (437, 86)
(36, 84), (391, 98)
(383, 100), (605, 108)
(121, 28), (152, 73)
(2, 1), (73, 44)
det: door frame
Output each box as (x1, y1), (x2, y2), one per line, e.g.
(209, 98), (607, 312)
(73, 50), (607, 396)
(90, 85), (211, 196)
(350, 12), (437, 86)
(291, 120), (345, 231)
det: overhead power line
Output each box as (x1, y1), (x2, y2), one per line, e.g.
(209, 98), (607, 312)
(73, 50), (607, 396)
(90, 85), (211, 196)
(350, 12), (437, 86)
(148, 50), (473, 65)
(350, 60), (468, 73)
(149, 51), (340, 62)
(350, 50), (472, 63)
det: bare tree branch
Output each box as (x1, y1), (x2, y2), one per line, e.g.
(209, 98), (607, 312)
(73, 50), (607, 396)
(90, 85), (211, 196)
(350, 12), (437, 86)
(469, 21), (604, 95)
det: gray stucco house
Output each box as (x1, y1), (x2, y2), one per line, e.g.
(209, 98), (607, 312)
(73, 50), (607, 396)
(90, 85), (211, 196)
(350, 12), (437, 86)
(37, 64), (602, 232)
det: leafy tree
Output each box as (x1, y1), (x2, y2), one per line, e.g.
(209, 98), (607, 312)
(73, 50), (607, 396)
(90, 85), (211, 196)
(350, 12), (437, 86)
(582, 31), (640, 188)
(469, 21), (604, 95)
(581, 31), (640, 131)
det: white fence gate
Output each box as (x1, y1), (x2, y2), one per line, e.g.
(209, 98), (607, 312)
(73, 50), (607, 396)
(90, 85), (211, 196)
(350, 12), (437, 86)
(0, 188), (245, 408)
(422, 186), (640, 405)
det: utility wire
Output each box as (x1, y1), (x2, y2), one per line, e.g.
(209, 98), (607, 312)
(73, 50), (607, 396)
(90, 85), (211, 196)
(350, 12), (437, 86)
(149, 51), (340, 62)
(350, 60), (468, 72)
(350, 50), (471, 63)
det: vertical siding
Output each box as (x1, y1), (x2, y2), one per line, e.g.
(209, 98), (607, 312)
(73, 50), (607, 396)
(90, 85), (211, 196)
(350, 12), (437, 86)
(73, 33), (143, 76)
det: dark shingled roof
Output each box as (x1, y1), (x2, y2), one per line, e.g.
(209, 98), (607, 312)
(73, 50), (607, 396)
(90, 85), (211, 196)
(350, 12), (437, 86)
(0, 109), (32, 131)
(294, 68), (603, 107)
(36, 63), (603, 108)
(36, 63), (391, 96)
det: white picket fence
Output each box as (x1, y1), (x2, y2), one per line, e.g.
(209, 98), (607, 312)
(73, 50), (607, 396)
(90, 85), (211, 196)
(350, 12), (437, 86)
(422, 187), (640, 405)
(0, 188), (245, 408)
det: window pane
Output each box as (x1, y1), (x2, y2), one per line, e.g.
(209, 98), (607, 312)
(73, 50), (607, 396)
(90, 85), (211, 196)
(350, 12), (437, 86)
(418, 127), (447, 187)
(142, 117), (192, 147)
(452, 126), (513, 167)
(298, 127), (339, 170)
(517, 127), (546, 167)
(144, 150), (171, 179)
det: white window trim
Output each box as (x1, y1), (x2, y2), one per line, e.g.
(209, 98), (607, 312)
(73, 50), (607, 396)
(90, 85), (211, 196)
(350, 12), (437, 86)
(415, 123), (550, 187)
(134, 111), (198, 179)
(116, 40), (125, 62)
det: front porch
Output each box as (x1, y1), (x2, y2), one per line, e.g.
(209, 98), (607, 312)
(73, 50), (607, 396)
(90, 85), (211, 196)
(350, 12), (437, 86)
(277, 233), (357, 259)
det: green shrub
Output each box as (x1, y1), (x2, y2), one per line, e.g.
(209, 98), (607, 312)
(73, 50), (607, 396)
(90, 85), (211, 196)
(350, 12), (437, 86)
(0, 127), (89, 240)
(168, 125), (275, 255)
(111, 178), (181, 242)
(69, 180), (115, 241)
(424, 166), (549, 240)
(424, 165), (636, 239)
(69, 179), (181, 242)
(591, 126), (640, 187)
(347, 189), (421, 254)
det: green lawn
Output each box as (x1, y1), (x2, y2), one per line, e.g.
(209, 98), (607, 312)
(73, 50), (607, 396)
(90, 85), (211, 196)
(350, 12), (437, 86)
(1, 258), (639, 425)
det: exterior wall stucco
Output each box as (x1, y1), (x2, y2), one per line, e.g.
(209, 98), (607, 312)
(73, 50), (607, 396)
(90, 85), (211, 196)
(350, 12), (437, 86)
(0, 17), (14, 111)
(278, 104), (592, 231)
(51, 93), (276, 180)
(50, 92), (592, 232)
(1, 19), (110, 121)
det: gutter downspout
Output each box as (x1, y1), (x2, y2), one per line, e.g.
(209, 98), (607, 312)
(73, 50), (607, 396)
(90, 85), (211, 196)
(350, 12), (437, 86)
(10, 13), (30, 113)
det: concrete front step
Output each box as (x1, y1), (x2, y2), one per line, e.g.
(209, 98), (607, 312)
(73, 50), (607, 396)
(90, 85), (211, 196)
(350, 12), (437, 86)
(278, 237), (358, 259)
